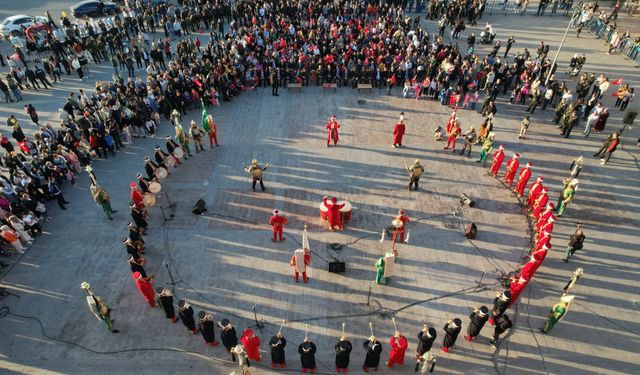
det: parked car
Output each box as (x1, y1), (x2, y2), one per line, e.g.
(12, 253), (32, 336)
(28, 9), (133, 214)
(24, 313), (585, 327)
(70, 0), (120, 18)
(0, 15), (48, 38)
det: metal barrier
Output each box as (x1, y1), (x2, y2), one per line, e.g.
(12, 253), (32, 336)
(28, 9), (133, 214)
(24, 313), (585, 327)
(583, 17), (640, 66)
(484, 0), (573, 17)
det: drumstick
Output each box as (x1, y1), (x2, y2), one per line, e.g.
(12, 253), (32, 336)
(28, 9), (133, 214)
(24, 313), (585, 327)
(369, 322), (374, 337)
(304, 324), (309, 341)
(278, 320), (286, 335)
(392, 317), (398, 332)
(341, 322), (345, 337)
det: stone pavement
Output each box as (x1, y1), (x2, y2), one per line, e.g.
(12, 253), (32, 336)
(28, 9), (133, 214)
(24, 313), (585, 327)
(0, 6), (639, 375)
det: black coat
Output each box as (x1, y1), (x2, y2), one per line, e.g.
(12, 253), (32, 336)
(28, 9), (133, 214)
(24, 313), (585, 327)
(178, 306), (196, 331)
(199, 320), (216, 343)
(492, 297), (509, 316)
(416, 331), (436, 355)
(269, 336), (286, 364)
(363, 340), (382, 368)
(335, 340), (352, 368)
(220, 327), (238, 349)
(467, 312), (489, 337)
(443, 323), (461, 348)
(158, 295), (175, 318)
(298, 342), (316, 369)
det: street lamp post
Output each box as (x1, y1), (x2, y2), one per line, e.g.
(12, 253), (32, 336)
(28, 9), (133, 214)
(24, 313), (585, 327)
(545, 7), (581, 86)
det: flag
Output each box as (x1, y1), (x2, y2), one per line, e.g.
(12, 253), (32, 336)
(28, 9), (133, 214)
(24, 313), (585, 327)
(611, 78), (623, 85)
(201, 100), (209, 131)
(302, 224), (310, 250)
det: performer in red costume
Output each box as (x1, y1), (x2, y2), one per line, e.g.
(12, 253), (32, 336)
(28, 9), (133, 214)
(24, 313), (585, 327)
(445, 111), (457, 134)
(391, 210), (411, 243)
(489, 145), (505, 177)
(513, 162), (532, 197)
(531, 244), (550, 267)
(518, 251), (545, 281)
(269, 209), (288, 242)
(525, 177), (544, 207)
(537, 216), (555, 236)
(290, 248), (311, 283)
(536, 203), (555, 227)
(323, 196), (345, 231)
(533, 231), (552, 253)
(241, 328), (262, 362)
(532, 190), (550, 219)
(503, 153), (520, 187)
(131, 271), (155, 307)
(392, 120), (406, 148)
(386, 332), (408, 368)
(326, 116), (340, 147)
(130, 182), (144, 210)
(508, 275), (528, 308)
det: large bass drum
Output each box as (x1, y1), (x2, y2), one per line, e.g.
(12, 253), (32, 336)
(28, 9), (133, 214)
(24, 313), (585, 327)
(148, 181), (162, 193)
(143, 193), (156, 207)
(155, 167), (168, 180)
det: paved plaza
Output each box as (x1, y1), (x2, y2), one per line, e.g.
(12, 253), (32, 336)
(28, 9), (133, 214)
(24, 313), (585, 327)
(0, 3), (639, 375)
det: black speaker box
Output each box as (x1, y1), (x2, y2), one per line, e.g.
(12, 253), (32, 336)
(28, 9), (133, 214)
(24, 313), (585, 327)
(192, 199), (207, 215)
(328, 261), (345, 273)
(465, 223), (477, 239)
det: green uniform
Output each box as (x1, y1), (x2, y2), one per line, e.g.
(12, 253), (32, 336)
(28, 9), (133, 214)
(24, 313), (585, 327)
(477, 138), (494, 164)
(375, 257), (387, 284)
(556, 186), (575, 216)
(542, 303), (567, 333)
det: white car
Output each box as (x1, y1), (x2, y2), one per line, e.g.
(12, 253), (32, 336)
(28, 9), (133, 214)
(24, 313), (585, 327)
(0, 15), (48, 38)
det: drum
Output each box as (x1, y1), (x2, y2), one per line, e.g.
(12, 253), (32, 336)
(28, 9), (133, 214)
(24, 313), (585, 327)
(319, 201), (328, 221)
(155, 167), (168, 180)
(165, 156), (176, 168)
(148, 181), (162, 194)
(173, 148), (184, 159)
(339, 201), (352, 222)
(143, 193), (156, 207)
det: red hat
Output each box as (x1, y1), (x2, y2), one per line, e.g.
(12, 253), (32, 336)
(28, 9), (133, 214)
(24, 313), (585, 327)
(499, 145), (505, 150)
(398, 209), (405, 215)
(331, 197), (337, 203)
(273, 209), (279, 215)
(526, 162), (532, 167)
(130, 182), (137, 188)
(547, 203), (555, 209)
(514, 153), (521, 158)
(536, 177), (544, 182)
(243, 328), (254, 337)
(542, 187), (549, 192)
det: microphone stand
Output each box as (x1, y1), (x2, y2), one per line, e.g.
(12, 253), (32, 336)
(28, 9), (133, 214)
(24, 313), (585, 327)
(252, 305), (265, 332)
(163, 262), (181, 291)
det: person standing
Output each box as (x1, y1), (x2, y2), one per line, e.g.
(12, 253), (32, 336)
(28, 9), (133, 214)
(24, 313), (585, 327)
(406, 159), (424, 191)
(90, 183), (116, 219)
(416, 351), (436, 374)
(489, 291), (511, 325)
(416, 325), (437, 359)
(563, 224), (585, 262)
(270, 67), (279, 96)
(476, 133), (495, 166)
(219, 318), (239, 361)
(508, 276), (529, 308)
(203, 114), (219, 148)
(392, 119), (406, 148)
(48, 176), (69, 209)
(244, 159), (269, 192)
(298, 338), (317, 373)
(1, 225), (25, 253)
(189, 121), (205, 153)
(322, 196), (345, 231)
(518, 116), (531, 139)
(177, 300), (198, 334)
(80, 282), (118, 333)
(513, 162), (532, 198)
(131, 271), (156, 307)
(269, 333), (287, 368)
(391, 210), (411, 244)
(489, 314), (512, 348)
(241, 328), (262, 362)
(230, 345), (251, 375)
(198, 311), (218, 346)
(503, 153), (520, 187)
(130, 182), (145, 210)
(386, 331), (408, 368)
(541, 294), (575, 334)
(441, 317), (462, 353)
(326, 116), (340, 147)
(465, 306), (489, 341)
(489, 145), (505, 177)
(269, 209), (288, 242)
(335, 334), (352, 373)
(526, 177), (545, 208)
(290, 248), (311, 283)
(363, 336), (383, 372)
(156, 288), (177, 323)
(443, 120), (461, 152)
(504, 36), (516, 57)
(555, 179), (578, 216)
(599, 131), (621, 165)
(127, 255), (147, 278)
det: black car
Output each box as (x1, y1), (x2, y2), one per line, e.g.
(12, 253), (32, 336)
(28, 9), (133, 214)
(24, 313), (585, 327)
(70, 1), (120, 18)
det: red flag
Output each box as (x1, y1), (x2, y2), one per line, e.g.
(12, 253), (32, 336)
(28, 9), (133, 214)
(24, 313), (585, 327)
(611, 78), (623, 85)
(611, 91), (619, 97)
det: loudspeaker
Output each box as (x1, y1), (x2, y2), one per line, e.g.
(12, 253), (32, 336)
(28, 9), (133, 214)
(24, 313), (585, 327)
(460, 193), (475, 207)
(465, 223), (477, 239)
(623, 110), (638, 125)
(328, 261), (345, 273)
(192, 199), (207, 215)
